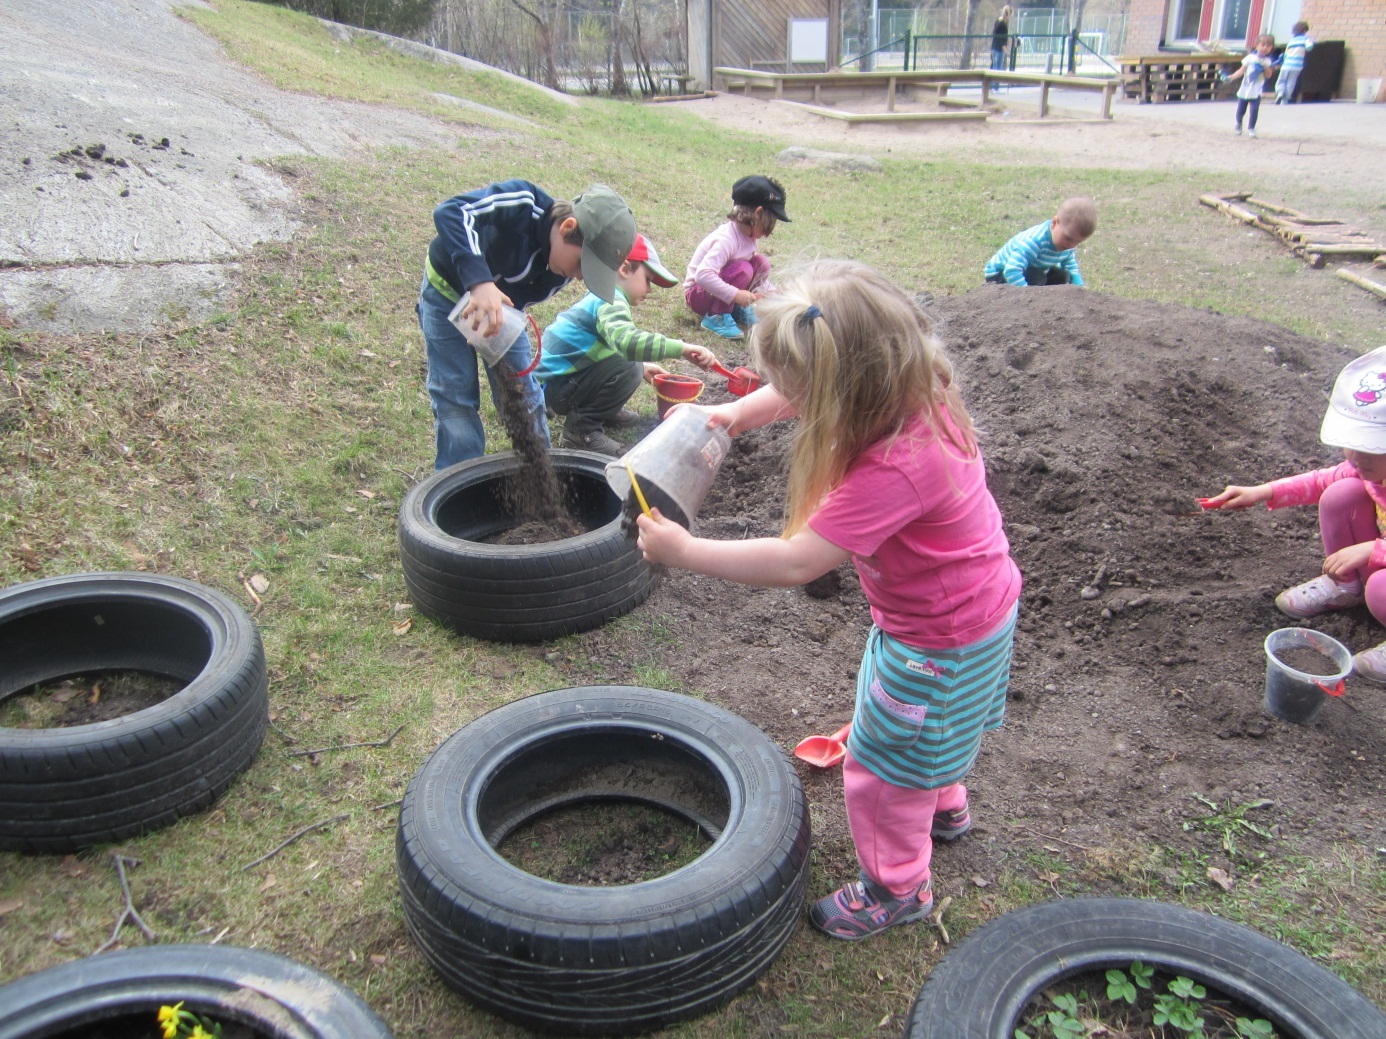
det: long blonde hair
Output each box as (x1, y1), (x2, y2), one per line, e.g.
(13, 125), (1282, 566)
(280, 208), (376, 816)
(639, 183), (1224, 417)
(751, 259), (977, 537)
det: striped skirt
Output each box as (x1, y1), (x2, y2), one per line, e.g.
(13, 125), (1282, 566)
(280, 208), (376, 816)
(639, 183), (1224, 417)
(845, 606), (1017, 790)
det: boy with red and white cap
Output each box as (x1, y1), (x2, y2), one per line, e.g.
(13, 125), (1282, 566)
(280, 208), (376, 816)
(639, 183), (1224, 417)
(1202, 345), (1386, 680)
(538, 234), (720, 455)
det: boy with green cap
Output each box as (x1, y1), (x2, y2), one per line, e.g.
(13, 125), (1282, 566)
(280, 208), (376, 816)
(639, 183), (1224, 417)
(538, 234), (719, 456)
(418, 179), (635, 468)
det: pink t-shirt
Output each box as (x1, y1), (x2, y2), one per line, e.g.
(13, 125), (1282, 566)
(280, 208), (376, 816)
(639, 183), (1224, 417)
(808, 413), (1022, 648)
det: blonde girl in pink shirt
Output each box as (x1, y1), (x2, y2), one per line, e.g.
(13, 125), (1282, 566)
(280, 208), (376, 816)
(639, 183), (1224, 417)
(1203, 345), (1386, 681)
(638, 259), (1022, 940)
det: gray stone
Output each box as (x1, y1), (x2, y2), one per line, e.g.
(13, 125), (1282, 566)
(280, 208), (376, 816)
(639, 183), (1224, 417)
(775, 146), (882, 173)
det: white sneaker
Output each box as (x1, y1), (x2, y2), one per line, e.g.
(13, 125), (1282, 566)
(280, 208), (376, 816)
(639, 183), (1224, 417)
(1352, 643), (1386, 685)
(1234, 127), (1242, 135)
(1274, 575), (1364, 619)
(1248, 129), (1258, 138)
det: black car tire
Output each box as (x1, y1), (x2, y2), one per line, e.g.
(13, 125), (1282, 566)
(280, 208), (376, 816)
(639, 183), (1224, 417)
(395, 686), (811, 1035)
(905, 897), (1386, 1038)
(0, 572), (267, 853)
(0, 944), (391, 1039)
(398, 450), (658, 642)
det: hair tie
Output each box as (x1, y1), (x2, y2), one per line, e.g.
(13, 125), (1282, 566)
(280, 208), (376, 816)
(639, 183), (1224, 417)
(799, 304), (822, 326)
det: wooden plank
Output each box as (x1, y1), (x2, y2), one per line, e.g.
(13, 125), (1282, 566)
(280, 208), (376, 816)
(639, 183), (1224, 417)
(772, 100), (988, 124)
(1337, 269), (1386, 299)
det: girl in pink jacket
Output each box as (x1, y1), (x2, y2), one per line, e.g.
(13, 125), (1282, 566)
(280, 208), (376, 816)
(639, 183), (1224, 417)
(1202, 345), (1386, 680)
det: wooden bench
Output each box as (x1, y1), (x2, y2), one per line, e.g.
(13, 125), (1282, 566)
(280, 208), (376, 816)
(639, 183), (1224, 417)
(658, 73), (695, 96)
(715, 67), (1118, 119)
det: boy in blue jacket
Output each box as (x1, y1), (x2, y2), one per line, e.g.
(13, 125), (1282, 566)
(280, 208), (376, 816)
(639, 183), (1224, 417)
(418, 179), (634, 469)
(538, 235), (718, 455)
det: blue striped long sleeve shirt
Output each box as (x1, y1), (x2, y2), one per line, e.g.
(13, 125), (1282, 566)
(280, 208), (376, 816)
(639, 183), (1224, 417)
(984, 220), (1084, 287)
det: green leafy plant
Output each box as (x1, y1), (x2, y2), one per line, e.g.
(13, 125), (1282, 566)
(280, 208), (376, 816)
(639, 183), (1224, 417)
(1185, 794), (1277, 857)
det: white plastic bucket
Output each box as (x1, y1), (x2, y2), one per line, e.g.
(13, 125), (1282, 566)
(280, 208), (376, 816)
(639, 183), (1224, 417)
(1262, 627), (1351, 724)
(448, 292), (529, 367)
(605, 405), (731, 529)
(1357, 78), (1383, 104)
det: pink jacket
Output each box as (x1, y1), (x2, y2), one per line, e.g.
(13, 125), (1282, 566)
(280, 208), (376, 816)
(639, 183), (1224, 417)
(1269, 460), (1386, 569)
(682, 221), (775, 305)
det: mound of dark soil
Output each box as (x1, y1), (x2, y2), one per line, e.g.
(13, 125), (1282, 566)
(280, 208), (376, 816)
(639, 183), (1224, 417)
(562, 285), (1384, 904)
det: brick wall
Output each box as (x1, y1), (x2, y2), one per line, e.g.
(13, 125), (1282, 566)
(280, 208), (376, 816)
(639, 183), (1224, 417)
(1124, 0), (1169, 53)
(1302, 0), (1386, 97)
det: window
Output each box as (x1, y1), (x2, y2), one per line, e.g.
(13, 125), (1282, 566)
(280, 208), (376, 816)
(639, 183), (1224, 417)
(1172, 0), (1205, 41)
(1220, 0), (1252, 41)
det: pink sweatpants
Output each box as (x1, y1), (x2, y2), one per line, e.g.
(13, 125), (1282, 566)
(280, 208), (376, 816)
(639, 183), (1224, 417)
(1319, 478), (1386, 625)
(684, 255), (770, 317)
(843, 752), (967, 898)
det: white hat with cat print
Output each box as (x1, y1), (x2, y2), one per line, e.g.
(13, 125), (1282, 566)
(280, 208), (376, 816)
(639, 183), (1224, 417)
(1321, 345), (1386, 453)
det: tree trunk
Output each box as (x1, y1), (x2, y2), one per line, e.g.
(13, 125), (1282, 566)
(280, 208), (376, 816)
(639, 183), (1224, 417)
(608, 0), (630, 95)
(512, 0), (561, 89)
(960, 0), (982, 69)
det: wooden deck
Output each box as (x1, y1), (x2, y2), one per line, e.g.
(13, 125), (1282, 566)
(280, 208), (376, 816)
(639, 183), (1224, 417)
(714, 67), (1118, 122)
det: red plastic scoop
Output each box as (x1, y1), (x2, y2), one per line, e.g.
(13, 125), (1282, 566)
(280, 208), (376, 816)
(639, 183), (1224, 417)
(710, 362), (761, 398)
(793, 723), (851, 768)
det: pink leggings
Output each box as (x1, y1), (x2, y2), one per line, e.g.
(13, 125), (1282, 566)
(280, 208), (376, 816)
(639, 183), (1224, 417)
(684, 255), (770, 316)
(1320, 478), (1386, 624)
(843, 752), (967, 898)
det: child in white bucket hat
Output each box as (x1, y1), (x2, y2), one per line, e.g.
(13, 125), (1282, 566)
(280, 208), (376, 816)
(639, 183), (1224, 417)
(1201, 345), (1386, 680)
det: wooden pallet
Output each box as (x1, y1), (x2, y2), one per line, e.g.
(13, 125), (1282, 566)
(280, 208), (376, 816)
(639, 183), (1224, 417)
(1119, 55), (1240, 103)
(1200, 192), (1386, 298)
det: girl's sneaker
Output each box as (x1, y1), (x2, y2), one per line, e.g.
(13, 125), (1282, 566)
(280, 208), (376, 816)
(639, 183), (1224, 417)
(1351, 642), (1386, 685)
(1274, 575), (1364, 619)
(809, 875), (932, 941)
(931, 805), (973, 842)
(701, 313), (743, 340)
(731, 304), (758, 327)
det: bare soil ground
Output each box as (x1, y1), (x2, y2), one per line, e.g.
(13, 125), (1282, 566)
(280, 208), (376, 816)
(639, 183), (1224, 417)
(557, 283), (1386, 947)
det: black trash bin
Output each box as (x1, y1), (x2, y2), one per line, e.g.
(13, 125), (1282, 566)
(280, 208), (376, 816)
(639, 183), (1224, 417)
(1297, 39), (1344, 101)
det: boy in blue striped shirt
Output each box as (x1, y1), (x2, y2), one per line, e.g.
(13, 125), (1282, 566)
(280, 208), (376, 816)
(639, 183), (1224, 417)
(1276, 22), (1313, 104)
(984, 197), (1097, 287)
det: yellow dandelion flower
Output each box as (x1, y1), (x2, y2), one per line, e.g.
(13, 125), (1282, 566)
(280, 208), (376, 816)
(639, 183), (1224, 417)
(190, 1025), (212, 1039)
(157, 1004), (184, 1039)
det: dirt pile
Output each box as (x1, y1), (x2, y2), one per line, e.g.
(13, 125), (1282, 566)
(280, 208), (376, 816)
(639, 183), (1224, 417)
(566, 284), (1386, 895)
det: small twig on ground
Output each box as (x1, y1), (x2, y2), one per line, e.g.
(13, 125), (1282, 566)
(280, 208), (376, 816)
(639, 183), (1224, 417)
(929, 894), (953, 944)
(241, 813), (349, 872)
(393, 467), (420, 485)
(267, 719), (298, 744)
(1019, 825), (1091, 850)
(369, 798), (404, 812)
(287, 724), (405, 760)
(94, 854), (156, 953)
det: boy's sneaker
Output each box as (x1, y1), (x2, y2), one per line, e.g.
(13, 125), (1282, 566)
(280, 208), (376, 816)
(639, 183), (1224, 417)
(1274, 575), (1363, 619)
(701, 313), (743, 340)
(1352, 643), (1386, 685)
(732, 304), (758, 327)
(604, 408), (641, 428)
(558, 426), (624, 456)
(809, 875), (932, 941)
(931, 805), (973, 842)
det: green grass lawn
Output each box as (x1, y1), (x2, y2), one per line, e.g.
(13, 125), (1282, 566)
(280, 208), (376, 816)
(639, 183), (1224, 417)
(1, 2), (1382, 1036)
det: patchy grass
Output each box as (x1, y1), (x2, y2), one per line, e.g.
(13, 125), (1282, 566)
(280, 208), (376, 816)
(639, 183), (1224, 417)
(2, 2), (1384, 1036)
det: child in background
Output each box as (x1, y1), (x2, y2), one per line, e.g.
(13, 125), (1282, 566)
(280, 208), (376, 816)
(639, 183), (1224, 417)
(418, 180), (634, 469)
(684, 175), (790, 341)
(637, 259), (1022, 940)
(537, 234), (719, 456)
(1276, 22), (1314, 104)
(1223, 34), (1278, 137)
(984, 197), (1096, 287)
(1200, 346), (1386, 682)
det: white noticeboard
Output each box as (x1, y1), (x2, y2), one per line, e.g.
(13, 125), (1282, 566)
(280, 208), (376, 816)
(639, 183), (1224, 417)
(789, 18), (829, 65)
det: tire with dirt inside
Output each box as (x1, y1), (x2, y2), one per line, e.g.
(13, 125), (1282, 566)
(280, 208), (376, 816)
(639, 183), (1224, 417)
(0, 943), (392, 1039)
(395, 685), (811, 1035)
(397, 450), (658, 642)
(906, 897), (1386, 1038)
(0, 572), (267, 853)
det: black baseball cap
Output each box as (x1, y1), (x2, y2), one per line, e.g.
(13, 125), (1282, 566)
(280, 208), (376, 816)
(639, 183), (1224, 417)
(732, 175), (791, 222)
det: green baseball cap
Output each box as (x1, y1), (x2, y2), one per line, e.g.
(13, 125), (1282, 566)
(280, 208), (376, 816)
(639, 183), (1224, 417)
(573, 184), (636, 303)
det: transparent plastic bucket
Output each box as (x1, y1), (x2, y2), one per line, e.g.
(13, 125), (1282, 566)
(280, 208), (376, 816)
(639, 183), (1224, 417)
(604, 405), (731, 528)
(1262, 627), (1351, 725)
(448, 292), (529, 368)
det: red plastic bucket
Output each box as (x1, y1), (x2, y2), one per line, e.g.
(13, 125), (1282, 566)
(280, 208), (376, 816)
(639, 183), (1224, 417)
(653, 373), (704, 420)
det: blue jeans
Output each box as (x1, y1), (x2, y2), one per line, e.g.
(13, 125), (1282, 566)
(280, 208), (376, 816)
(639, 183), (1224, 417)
(416, 277), (550, 469)
(990, 47), (1007, 71)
